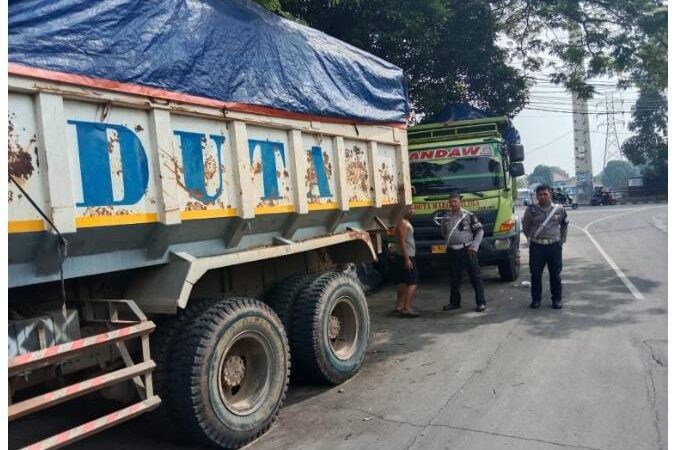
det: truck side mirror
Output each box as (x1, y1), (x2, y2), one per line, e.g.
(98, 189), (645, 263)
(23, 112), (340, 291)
(509, 162), (525, 177)
(509, 143), (524, 162)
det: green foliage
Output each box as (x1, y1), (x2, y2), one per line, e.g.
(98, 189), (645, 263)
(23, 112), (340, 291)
(497, 1), (667, 97)
(275, 0), (529, 118)
(621, 89), (667, 194)
(527, 164), (553, 187)
(253, 0), (298, 20)
(258, 0), (666, 183)
(600, 160), (637, 189)
(515, 176), (528, 189)
(549, 166), (569, 180)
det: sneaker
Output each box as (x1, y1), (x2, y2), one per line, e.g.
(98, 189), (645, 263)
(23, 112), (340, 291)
(530, 300), (541, 309)
(552, 300), (563, 309)
(442, 303), (461, 311)
(476, 304), (486, 312)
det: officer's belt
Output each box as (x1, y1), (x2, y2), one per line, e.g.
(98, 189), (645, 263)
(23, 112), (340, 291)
(530, 238), (560, 245)
(449, 243), (470, 250)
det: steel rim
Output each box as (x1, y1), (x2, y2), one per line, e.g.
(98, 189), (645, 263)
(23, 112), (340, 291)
(327, 296), (359, 360)
(217, 330), (273, 416)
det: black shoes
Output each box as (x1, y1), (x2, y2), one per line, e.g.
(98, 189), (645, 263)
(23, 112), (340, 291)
(442, 303), (461, 311)
(530, 300), (563, 309)
(442, 303), (486, 312)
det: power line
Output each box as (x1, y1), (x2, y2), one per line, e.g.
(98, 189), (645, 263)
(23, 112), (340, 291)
(524, 106), (659, 114)
(525, 130), (573, 155)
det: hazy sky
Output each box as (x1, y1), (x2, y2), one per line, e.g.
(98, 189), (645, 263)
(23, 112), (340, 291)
(498, 28), (642, 179)
(512, 80), (640, 178)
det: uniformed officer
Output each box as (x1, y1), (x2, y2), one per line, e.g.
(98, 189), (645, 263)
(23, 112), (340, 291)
(522, 184), (569, 309)
(440, 193), (486, 312)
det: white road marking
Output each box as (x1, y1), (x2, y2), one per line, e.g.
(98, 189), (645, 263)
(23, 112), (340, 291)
(572, 209), (646, 300)
(652, 216), (668, 234)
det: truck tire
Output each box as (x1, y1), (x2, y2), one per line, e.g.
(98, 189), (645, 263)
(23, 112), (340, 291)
(498, 249), (520, 281)
(264, 274), (316, 335)
(147, 299), (215, 439)
(168, 298), (290, 449)
(292, 272), (370, 385)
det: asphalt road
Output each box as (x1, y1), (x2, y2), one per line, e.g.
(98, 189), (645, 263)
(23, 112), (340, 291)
(9, 204), (668, 450)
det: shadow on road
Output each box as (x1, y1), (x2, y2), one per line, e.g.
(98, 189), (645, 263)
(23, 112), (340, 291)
(8, 247), (663, 450)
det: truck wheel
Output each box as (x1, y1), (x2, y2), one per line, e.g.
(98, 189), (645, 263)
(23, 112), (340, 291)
(498, 250), (520, 281)
(292, 272), (370, 385)
(169, 298), (289, 449)
(147, 299), (215, 439)
(264, 273), (315, 335)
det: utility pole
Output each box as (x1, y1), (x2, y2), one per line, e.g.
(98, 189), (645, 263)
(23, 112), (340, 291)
(569, 26), (594, 203)
(601, 92), (623, 169)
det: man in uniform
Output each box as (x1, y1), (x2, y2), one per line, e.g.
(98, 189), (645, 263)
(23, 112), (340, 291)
(440, 193), (486, 312)
(522, 184), (569, 309)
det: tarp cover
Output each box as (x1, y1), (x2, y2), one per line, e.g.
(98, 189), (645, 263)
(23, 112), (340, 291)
(425, 102), (521, 145)
(9, 0), (409, 123)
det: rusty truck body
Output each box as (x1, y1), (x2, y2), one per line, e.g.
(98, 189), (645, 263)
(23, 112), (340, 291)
(7, 1), (411, 448)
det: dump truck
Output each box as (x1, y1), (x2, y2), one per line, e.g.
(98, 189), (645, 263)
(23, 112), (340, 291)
(7, 1), (410, 448)
(407, 105), (525, 281)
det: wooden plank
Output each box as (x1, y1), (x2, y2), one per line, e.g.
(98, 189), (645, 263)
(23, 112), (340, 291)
(9, 360), (156, 421)
(8, 321), (155, 375)
(20, 396), (161, 450)
(332, 136), (349, 211)
(368, 141), (382, 208)
(229, 120), (255, 219)
(287, 129), (309, 214)
(397, 142), (412, 205)
(148, 109), (181, 225)
(34, 92), (76, 233)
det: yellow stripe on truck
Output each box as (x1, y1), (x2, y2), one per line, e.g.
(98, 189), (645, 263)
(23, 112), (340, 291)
(8, 220), (45, 233)
(181, 208), (239, 220)
(75, 213), (158, 228)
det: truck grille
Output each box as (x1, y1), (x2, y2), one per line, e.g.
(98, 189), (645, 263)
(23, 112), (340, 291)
(412, 209), (498, 240)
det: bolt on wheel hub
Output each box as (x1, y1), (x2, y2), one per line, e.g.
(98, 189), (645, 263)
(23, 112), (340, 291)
(328, 315), (341, 340)
(223, 355), (246, 386)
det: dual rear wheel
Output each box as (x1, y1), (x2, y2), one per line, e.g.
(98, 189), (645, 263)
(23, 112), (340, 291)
(151, 272), (369, 449)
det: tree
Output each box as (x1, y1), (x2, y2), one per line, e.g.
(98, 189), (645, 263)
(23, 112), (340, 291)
(600, 160), (638, 189)
(621, 89), (667, 194)
(259, 0), (529, 118)
(257, 1), (666, 185)
(550, 166), (569, 181)
(527, 165), (553, 186)
(495, 1), (667, 96)
(515, 176), (528, 189)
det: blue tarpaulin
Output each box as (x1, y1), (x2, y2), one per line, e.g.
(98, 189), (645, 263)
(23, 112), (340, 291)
(9, 0), (409, 123)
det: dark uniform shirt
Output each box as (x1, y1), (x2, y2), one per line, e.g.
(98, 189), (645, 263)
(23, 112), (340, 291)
(522, 203), (569, 244)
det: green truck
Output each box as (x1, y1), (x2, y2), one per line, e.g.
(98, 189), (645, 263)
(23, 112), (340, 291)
(407, 116), (525, 281)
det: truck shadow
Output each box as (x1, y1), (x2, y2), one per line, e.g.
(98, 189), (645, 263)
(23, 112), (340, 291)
(8, 257), (665, 450)
(283, 254), (664, 409)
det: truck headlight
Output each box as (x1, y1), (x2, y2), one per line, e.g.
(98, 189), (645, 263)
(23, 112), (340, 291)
(495, 239), (511, 250)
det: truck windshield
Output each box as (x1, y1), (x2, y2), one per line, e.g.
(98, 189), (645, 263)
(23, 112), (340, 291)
(410, 157), (503, 195)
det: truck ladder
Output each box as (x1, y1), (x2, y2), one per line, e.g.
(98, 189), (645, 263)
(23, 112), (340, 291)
(9, 301), (159, 450)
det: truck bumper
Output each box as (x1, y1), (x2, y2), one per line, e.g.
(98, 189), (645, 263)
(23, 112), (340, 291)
(415, 232), (520, 267)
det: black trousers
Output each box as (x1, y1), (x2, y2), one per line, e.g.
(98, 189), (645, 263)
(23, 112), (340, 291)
(529, 242), (562, 302)
(447, 248), (486, 306)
